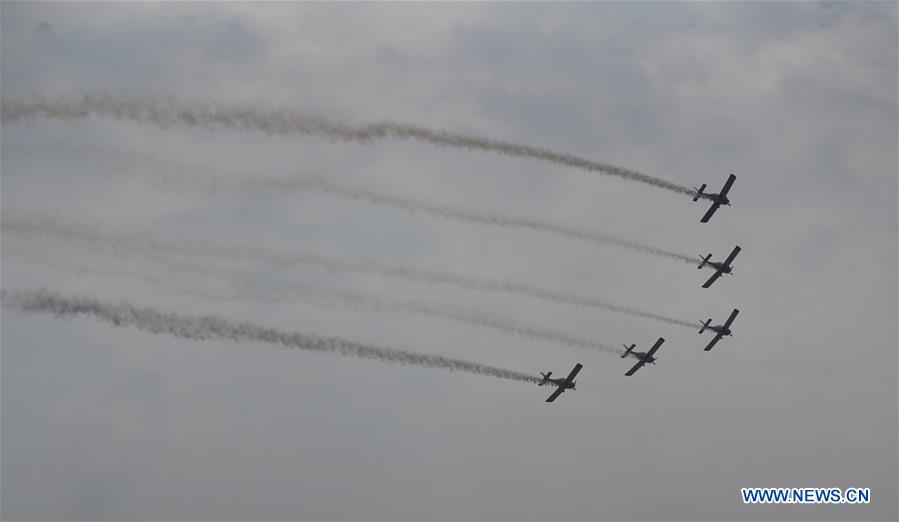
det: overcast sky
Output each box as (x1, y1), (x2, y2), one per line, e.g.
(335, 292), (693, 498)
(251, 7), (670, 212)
(2, 2), (897, 521)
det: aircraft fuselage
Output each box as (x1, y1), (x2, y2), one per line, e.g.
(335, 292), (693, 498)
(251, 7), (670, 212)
(697, 192), (730, 206)
(540, 377), (576, 390)
(709, 325), (732, 336)
(625, 351), (656, 364)
(708, 261), (733, 274)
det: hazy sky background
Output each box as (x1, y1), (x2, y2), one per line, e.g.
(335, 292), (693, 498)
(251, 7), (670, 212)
(2, 2), (896, 520)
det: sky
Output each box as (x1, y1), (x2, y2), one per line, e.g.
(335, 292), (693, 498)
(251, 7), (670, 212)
(1, 2), (897, 521)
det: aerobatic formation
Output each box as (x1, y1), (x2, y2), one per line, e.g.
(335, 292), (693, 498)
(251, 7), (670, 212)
(1, 92), (742, 403)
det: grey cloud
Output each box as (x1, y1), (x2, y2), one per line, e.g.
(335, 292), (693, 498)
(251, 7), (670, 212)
(1, 2), (895, 521)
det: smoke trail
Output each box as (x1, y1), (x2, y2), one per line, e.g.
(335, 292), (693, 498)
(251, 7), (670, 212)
(291, 289), (625, 355)
(15, 143), (695, 264)
(3, 214), (695, 328)
(248, 178), (695, 264)
(6, 247), (622, 355)
(1, 92), (692, 194)
(1, 288), (541, 383)
(98, 148), (694, 264)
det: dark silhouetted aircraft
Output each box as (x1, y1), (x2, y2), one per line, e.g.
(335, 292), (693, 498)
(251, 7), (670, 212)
(698, 245), (740, 288)
(693, 173), (736, 223)
(621, 337), (664, 376)
(538, 363), (582, 402)
(699, 308), (739, 351)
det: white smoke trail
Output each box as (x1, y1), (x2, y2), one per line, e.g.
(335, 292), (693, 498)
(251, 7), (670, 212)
(261, 178), (696, 264)
(1, 288), (541, 383)
(0, 92), (692, 194)
(294, 290), (625, 355)
(69, 146), (691, 264)
(27, 143), (695, 263)
(3, 214), (695, 328)
(6, 247), (622, 355)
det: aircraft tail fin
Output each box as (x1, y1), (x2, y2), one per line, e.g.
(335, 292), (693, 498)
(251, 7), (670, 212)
(692, 184), (706, 202)
(698, 253), (712, 269)
(539, 371), (552, 385)
(621, 343), (635, 358)
(699, 319), (711, 334)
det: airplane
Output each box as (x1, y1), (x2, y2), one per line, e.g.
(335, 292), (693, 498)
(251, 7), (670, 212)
(620, 337), (664, 376)
(693, 173), (736, 223)
(538, 363), (583, 402)
(698, 245), (741, 288)
(699, 308), (739, 351)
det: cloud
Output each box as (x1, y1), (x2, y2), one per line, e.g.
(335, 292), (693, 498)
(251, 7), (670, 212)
(1, 3), (895, 520)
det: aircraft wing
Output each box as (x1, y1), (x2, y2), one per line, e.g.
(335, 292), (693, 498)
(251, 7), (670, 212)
(723, 245), (741, 267)
(704, 333), (724, 351)
(545, 387), (565, 403)
(719, 173), (736, 197)
(702, 269), (723, 288)
(625, 360), (645, 376)
(723, 308), (740, 329)
(563, 363), (583, 385)
(700, 201), (721, 223)
(646, 337), (665, 357)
